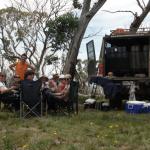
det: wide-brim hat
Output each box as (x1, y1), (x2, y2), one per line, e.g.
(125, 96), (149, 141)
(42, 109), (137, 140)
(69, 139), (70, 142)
(53, 73), (59, 78)
(65, 74), (71, 79)
(59, 74), (65, 79)
(40, 75), (49, 81)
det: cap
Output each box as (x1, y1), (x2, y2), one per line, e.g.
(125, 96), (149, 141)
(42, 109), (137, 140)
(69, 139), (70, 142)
(65, 74), (71, 79)
(52, 73), (59, 79)
(40, 75), (49, 81)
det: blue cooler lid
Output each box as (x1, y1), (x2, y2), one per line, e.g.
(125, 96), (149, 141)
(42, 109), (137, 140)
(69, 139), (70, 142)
(126, 101), (146, 105)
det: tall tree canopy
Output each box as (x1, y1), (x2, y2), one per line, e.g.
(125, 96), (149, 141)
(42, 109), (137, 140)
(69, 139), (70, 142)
(0, 0), (78, 75)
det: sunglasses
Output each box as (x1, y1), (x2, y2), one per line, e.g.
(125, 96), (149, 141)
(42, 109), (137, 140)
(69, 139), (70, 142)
(66, 78), (70, 80)
(14, 76), (20, 78)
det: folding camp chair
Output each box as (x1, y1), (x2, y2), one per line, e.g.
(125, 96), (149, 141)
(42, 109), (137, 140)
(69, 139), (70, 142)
(0, 92), (20, 111)
(20, 79), (42, 118)
(67, 81), (79, 114)
(50, 81), (79, 115)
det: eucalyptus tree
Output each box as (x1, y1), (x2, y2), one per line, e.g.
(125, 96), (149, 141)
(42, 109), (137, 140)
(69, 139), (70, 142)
(0, 0), (78, 75)
(63, 0), (107, 78)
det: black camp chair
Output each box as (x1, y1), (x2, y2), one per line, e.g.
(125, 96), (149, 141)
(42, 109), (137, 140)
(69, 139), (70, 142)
(20, 79), (42, 118)
(0, 92), (20, 111)
(43, 81), (79, 115)
(53, 81), (79, 114)
(67, 81), (79, 114)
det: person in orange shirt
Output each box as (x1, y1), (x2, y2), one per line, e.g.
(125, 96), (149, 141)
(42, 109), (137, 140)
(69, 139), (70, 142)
(9, 53), (35, 80)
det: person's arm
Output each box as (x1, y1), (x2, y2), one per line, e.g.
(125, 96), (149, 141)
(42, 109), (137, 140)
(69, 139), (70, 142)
(49, 80), (58, 92)
(9, 63), (17, 72)
(61, 84), (70, 95)
(0, 86), (17, 94)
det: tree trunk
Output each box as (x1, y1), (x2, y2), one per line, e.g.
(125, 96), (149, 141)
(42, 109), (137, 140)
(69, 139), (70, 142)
(63, 0), (107, 78)
(63, 16), (90, 76)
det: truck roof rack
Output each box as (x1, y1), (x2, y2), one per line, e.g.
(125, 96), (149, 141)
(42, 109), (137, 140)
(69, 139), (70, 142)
(110, 27), (150, 37)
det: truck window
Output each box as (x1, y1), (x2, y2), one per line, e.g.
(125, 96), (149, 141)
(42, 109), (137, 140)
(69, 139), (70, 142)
(105, 45), (128, 76)
(130, 45), (140, 70)
(143, 45), (149, 69)
(130, 45), (148, 74)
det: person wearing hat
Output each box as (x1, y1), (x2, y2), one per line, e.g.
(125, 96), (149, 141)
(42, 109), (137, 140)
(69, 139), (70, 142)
(24, 69), (36, 81)
(65, 74), (72, 79)
(10, 75), (21, 89)
(57, 74), (66, 93)
(40, 75), (49, 91)
(48, 73), (59, 93)
(0, 72), (17, 94)
(54, 74), (72, 101)
(9, 53), (35, 80)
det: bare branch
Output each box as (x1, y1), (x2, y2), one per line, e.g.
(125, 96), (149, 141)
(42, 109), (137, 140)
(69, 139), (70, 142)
(86, 0), (106, 18)
(141, 0), (146, 7)
(136, 0), (144, 11)
(130, 0), (150, 31)
(102, 10), (138, 18)
(83, 29), (102, 39)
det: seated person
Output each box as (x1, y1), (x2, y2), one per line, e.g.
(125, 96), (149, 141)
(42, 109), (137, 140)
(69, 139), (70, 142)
(40, 75), (49, 90)
(54, 74), (71, 102)
(57, 74), (66, 92)
(0, 73), (17, 94)
(48, 73), (59, 92)
(0, 72), (19, 111)
(10, 75), (21, 91)
(20, 70), (49, 116)
(106, 71), (114, 78)
(24, 70), (35, 81)
(42, 74), (72, 111)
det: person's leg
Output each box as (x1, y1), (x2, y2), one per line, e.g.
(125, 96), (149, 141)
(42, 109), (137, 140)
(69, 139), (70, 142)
(44, 89), (58, 111)
(8, 93), (20, 111)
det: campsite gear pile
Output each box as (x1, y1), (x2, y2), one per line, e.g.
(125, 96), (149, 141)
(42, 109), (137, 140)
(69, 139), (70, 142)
(84, 98), (110, 111)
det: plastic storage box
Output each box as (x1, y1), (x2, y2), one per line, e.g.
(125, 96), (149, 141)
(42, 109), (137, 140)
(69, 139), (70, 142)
(125, 101), (146, 114)
(142, 103), (150, 113)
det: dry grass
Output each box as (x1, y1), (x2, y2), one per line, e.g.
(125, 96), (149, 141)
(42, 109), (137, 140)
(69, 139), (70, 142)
(0, 109), (150, 150)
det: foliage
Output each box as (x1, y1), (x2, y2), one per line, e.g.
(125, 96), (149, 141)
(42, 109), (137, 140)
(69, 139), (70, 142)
(46, 12), (79, 52)
(73, 0), (82, 9)
(0, 3), (78, 75)
(45, 55), (59, 65)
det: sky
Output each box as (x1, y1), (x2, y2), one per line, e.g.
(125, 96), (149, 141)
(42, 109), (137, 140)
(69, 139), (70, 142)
(1, 0), (150, 61)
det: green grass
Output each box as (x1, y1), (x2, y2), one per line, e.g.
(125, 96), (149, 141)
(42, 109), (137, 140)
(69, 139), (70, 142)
(0, 109), (150, 150)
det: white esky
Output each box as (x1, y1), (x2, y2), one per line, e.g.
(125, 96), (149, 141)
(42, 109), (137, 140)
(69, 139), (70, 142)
(1, 0), (150, 61)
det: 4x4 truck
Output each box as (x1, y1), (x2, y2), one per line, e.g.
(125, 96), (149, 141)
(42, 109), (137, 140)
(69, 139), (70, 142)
(95, 28), (150, 108)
